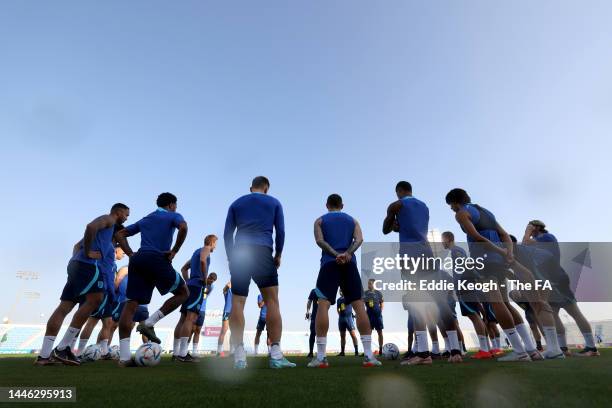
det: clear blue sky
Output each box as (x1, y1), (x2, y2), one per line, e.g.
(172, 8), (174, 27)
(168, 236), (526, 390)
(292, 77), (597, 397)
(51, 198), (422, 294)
(1, 1), (611, 330)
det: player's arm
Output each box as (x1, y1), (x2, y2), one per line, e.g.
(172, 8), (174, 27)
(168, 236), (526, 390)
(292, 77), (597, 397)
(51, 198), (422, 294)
(314, 217), (339, 257)
(83, 215), (114, 259)
(115, 266), (128, 289)
(167, 221), (188, 261)
(495, 222), (514, 264)
(273, 202), (285, 268)
(199, 246), (211, 282)
(521, 224), (538, 246)
(223, 205), (236, 261)
(180, 259), (191, 281)
(338, 219), (364, 264)
(382, 201), (401, 235)
(380, 292), (384, 312)
(306, 299), (312, 320)
(72, 239), (83, 256)
(115, 223), (139, 257)
(455, 211), (508, 258)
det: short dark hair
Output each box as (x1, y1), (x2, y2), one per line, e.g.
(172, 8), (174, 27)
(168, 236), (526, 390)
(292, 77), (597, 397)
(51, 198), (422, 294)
(208, 272), (218, 281)
(326, 194), (343, 208)
(395, 181), (412, 193)
(251, 176), (270, 189)
(509, 234), (518, 243)
(445, 188), (471, 205)
(157, 192), (177, 207)
(442, 231), (454, 241)
(111, 203), (129, 212)
(204, 234), (218, 246)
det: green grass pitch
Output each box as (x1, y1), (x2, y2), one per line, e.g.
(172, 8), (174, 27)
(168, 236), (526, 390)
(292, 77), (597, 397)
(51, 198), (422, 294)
(1, 350), (610, 408)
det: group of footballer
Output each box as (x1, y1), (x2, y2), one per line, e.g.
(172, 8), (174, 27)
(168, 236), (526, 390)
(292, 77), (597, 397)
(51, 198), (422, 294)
(34, 176), (600, 369)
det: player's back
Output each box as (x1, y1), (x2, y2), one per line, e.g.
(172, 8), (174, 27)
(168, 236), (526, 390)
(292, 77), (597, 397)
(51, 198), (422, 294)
(397, 196), (429, 243)
(129, 209), (185, 253)
(187, 248), (210, 287)
(534, 232), (561, 261)
(463, 204), (503, 263)
(320, 211), (355, 264)
(230, 193), (282, 248)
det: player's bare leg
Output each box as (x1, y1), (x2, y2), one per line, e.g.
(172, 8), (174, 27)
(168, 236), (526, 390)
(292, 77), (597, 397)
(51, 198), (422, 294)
(486, 290), (530, 362)
(35, 300), (76, 366)
(52, 292), (103, 366)
(138, 284), (188, 344)
(352, 299), (381, 367)
(117, 300), (139, 367)
(563, 303), (600, 356)
(229, 294), (247, 368)
(260, 285), (295, 368)
(308, 299), (330, 367)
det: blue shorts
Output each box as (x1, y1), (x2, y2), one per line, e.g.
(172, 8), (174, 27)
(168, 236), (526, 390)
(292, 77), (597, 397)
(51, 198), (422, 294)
(111, 302), (149, 323)
(222, 311), (231, 321)
(230, 245), (278, 297)
(315, 261), (363, 305)
(126, 251), (184, 304)
(448, 299), (457, 319)
(195, 311), (205, 327)
(90, 292), (115, 319)
(180, 285), (204, 315)
(549, 269), (577, 308)
(459, 300), (480, 317)
(338, 317), (355, 332)
(256, 317), (266, 332)
(60, 260), (105, 302)
(367, 312), (384, 331)
(481, 302), (497, 322)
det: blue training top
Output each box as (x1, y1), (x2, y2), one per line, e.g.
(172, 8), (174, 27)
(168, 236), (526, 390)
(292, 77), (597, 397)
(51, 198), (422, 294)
(320, 211), (356, 265)
(257, 294), (267, 320)
(72, 224), (114, 265)
(125, 208), (185, 253)
(116, 276), (128, 303)
(534, 233), (561, 262)
(224, 193), (285, 257)
(199, 284), (214, 312)
(187, 248), (211, 288)
(308, 289), (319, 320)
(397, 196), (429, 243)
(463, 204), (503, 264)
(223, 288), (233, 314)
(337, 297), (353, 318)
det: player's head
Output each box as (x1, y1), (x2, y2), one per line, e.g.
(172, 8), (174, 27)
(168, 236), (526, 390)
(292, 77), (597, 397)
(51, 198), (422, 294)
(529, 219), (547, 235)
(445, 188), (471, 212)
(395, 181), (412, 199)
(368, 278), (375, 290)
(326, 193), (344, 211)
(157, 192), (178, 211)
(206, 272), (217, 285)
(441, 231), (455, 249)
(111, 203), (130, 224)
(250, 176), (270, 194)
(204, 234), (218, 251)
(509, 234), (518, 243)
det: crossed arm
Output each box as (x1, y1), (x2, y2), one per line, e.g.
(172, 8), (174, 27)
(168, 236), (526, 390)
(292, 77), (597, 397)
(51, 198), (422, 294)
(314, 217), (364, 264)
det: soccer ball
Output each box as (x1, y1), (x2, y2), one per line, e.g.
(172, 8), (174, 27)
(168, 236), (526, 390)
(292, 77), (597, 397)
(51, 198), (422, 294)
(109, 345), (120, 360)
(382, 343), (400, 360)
(81, 345), (101, 362)
(135, 342), (162, 367)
